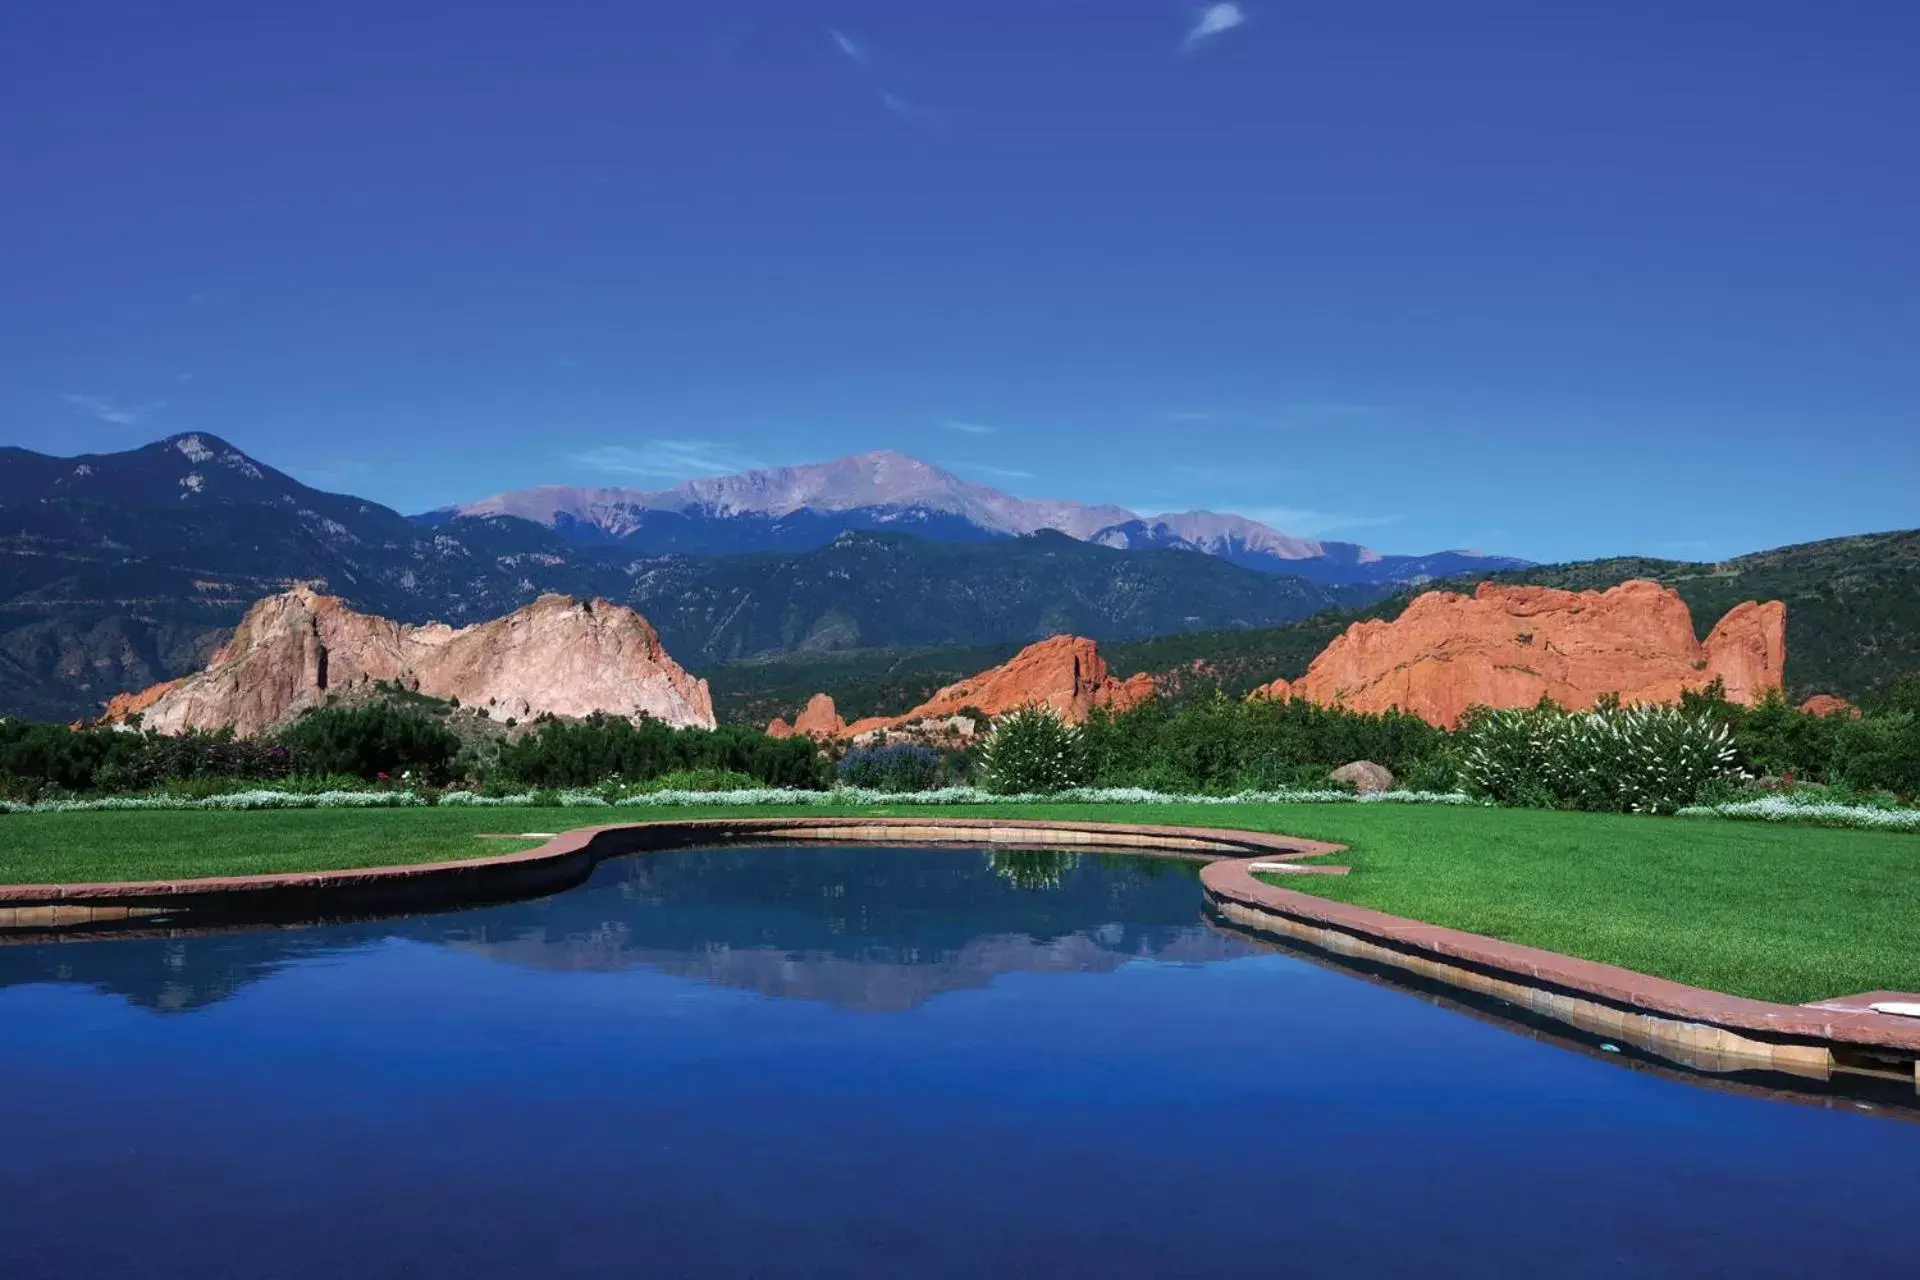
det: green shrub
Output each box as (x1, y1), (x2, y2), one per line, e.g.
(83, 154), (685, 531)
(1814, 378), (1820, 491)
(94, 729), (296, 792)
(1397, 748), (1463, 795)
(1079, 691), (1446, 793)
(636, 768), (765, 793)
(1865, 673), (1920, 717)
(1829, 712), (1920, 799)
(0, 721), (119, 800)
(496, 714), (827, 788)
(978, 705), (1089, 795)
(0, 722), (299, 800)
(1680, 682), (1837, 782)
(273, 703), (462, 783)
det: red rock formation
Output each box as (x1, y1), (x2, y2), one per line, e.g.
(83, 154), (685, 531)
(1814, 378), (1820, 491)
(1798, 694), (1859, 718)
(1700, 600), (1789, 704)
(889, 636), (1153, 727)
(1248, 676), (1292, 702)
(779, 636), (1154, 740)
(99, 677), (186, 725)
(1281, 580), (1785, 728)
(102, 585), (715, 736)
(768, 693), (849, 740)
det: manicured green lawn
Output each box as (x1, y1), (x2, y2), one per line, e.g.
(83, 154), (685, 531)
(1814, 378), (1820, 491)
(2, 803), (1915, 1004)
(1257, 807), (1920, 1006)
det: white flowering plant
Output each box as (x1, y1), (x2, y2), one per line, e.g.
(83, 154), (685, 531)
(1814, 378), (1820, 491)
(1678, 792), (1920, 831)
(976, 705), (1091, 795)
(1459, 702), (1743, 814)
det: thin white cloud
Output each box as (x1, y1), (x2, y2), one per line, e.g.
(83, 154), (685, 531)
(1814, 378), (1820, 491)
(879, 91), (947, 127)
(1181, 3), (1247, 54)
(62, 394), (161, 426)
(570, 440), (760, 481)
(957, 462), (1036, 482)
(1279, 401), (1389, 418)
(827, 28), (867, 64)
(942, 420), (996, 435)
(826, 26), (945, 127)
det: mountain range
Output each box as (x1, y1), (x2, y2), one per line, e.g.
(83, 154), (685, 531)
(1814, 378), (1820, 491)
(3, 432), (1913, 725)
(428, 450), (1530, 584)
(0, 434), (1405, 720)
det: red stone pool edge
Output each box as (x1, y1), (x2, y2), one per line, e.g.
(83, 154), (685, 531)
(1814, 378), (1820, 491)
(1203, 856), (1920, 1092)
(2, 815), (1915, 1092)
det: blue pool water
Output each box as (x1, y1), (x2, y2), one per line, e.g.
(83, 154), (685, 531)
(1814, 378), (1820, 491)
(2, 845), (1916, 1278)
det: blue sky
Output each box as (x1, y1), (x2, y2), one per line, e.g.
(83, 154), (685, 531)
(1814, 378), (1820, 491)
(3, 0), (1915, 562)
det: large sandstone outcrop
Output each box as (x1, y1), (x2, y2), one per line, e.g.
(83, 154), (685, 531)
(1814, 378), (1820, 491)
(103, 585), (715, 736)
(1252, 580), (1784, 728)
(767, 635), (1154, 741)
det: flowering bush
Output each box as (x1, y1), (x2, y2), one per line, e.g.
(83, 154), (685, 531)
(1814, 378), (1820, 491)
(1459, 703), (1742, 814)
(978, 705), (1089, 795)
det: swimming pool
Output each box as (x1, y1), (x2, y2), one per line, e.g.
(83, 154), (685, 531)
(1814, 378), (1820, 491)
(2, 844), (1915, 1277)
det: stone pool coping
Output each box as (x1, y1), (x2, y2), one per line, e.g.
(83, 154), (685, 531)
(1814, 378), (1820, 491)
(3, 815), (1914, 1083)
(1202, 858), (1920, 1079)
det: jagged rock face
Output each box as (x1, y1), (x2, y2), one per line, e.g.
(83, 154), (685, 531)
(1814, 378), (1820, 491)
(771, 636), (1154, 741)
(105, 586), (714, 736)
(1279, 580), (1784, 728)
(1249, 675), (1292, 703)
(767, 693), (848, 741)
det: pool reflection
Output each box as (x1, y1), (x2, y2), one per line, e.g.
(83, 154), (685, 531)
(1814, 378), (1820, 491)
(0, 845), (1251, 1013)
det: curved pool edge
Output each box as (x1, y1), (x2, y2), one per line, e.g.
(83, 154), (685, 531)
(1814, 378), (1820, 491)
(1200, 857), (1920, 1087)
(0, 815), (1343, 933)
(5, 814), (1913, 1093)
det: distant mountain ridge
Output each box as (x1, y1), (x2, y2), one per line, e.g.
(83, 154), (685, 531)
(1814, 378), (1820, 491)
(15, 433), (1901, 729)
(619, 529), (1380, 666)
(0, 434), (1384, 720)
(432, 449), (1530, 583)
